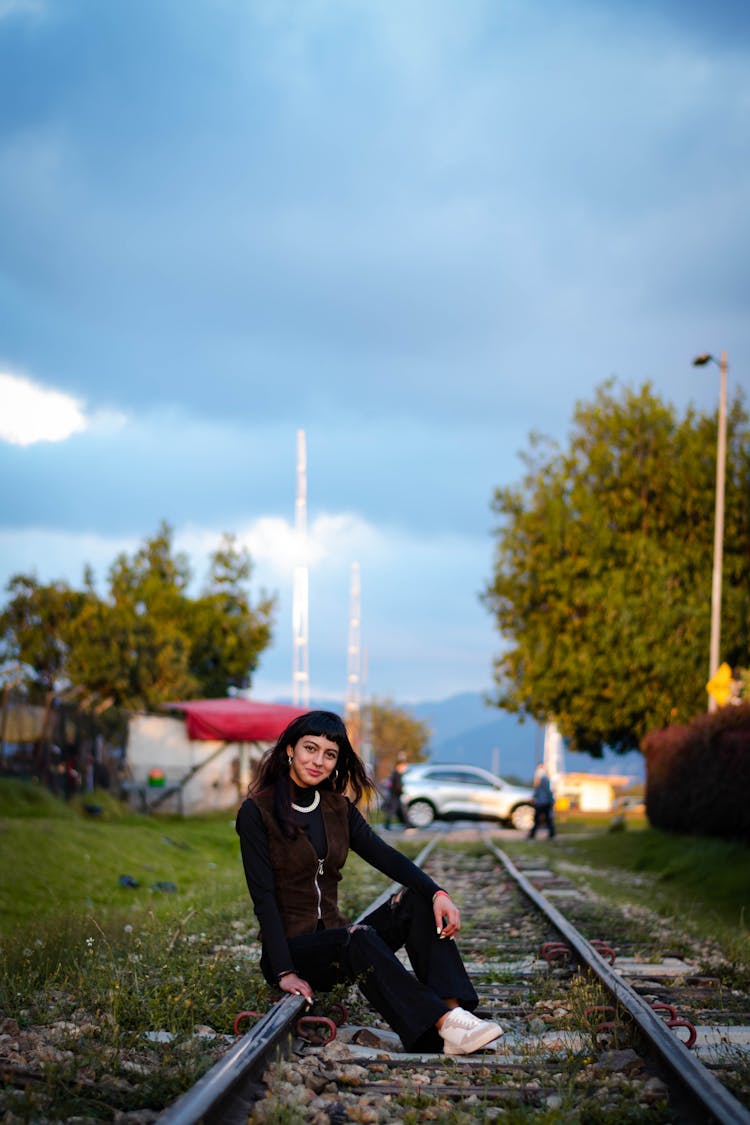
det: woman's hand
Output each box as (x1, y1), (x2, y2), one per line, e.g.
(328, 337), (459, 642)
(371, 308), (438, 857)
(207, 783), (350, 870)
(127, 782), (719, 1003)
(278, 971), (314, 1003)
(433, 891), (460, 939)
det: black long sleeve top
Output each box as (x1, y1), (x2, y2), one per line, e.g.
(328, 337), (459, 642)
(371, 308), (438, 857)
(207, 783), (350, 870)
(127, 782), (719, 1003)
(236, 792), (442, 980)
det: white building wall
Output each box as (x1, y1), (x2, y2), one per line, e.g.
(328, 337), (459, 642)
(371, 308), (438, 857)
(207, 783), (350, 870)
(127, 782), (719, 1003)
(576, 780), (614, 812)
(126, 714), (265, 815)
(560, 773), (630, 812)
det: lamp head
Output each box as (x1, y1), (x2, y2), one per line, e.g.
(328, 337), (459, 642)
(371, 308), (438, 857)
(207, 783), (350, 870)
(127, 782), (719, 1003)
(693, 354), (714, 367)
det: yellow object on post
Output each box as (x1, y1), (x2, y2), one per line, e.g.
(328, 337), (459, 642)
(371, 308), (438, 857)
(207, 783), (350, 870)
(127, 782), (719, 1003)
(706, 662), (733, 707)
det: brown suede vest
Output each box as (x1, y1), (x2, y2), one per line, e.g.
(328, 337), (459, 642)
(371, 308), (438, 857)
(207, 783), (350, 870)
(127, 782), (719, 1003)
(254, 787), (351, 938)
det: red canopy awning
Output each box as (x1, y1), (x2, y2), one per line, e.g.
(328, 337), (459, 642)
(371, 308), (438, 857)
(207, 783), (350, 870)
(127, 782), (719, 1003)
(162, 699), (309, 742)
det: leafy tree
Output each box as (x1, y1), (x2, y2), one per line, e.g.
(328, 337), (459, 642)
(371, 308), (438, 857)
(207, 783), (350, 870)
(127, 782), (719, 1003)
(64, 524), (200, 710)
(482, 381), (750, 756)
(0, 523), (277, 713)
(363, 697), (431, 780)
(188, 534), (275, 698)
(0, 576), (87, 695)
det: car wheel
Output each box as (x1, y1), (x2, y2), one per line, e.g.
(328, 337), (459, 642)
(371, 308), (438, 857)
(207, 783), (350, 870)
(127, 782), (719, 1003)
(407, 799), (436, 829)
(510, 804), (534, 832)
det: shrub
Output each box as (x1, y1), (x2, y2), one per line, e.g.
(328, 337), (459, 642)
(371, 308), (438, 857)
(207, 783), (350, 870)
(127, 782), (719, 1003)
(642, 704), (750, 840)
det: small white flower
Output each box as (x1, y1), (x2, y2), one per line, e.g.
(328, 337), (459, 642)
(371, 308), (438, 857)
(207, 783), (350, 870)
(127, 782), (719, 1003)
(124, 925), (133, 934)
(86, 937), (95, 948)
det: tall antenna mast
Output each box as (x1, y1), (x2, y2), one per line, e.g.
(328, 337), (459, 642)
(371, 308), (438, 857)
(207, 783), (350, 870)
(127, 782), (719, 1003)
(292, 430), (310, 707)
(345, 561), (361, 750)
(360, 644), (373, 776)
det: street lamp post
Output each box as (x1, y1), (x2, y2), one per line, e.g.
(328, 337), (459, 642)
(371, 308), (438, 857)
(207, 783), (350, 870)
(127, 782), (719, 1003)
(692, 351), (728, 712)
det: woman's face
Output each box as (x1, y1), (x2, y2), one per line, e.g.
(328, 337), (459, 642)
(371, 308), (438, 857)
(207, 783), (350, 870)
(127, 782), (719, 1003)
(288, 733), (340, 788)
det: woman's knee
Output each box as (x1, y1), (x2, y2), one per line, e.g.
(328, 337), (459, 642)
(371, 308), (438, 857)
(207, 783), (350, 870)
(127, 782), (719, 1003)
(392, 887), (434, 930)
(346, 922), (377, 949)
(344, 922), (388, 973)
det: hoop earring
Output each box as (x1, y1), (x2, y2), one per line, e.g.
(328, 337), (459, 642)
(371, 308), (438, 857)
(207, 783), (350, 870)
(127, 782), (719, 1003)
(287, 756), (293, 767)
(332, 769), (338, 781)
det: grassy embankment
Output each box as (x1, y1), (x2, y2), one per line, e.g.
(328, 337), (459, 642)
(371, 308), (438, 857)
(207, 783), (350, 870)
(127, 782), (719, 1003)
(1, 778), (748, 1029)
(0, 780), (390, 1038)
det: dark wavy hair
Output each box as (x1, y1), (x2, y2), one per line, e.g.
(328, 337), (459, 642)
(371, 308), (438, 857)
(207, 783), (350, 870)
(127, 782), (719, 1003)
(250, 710), (376, 835)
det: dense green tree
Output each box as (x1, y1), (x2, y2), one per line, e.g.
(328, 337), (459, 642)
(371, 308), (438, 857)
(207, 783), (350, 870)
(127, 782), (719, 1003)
(188, 534), (275, 698)
(0, 523), (276, 713)
(364, 697), (431, 780)
(482, 381), (750, 756)
(0, 576), (87, 695)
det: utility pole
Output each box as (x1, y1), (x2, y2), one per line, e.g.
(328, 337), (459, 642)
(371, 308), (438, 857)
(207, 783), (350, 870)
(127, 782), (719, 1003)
(360, 645), (373, 776)
(292, 430), (310, 708)
(693, 352), (728, 711)
(345, 562), (361, 752)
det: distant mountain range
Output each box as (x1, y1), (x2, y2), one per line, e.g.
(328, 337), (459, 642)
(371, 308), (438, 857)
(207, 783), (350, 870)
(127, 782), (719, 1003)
(409, 693), (542, 781)
(304, 690), (645, 784)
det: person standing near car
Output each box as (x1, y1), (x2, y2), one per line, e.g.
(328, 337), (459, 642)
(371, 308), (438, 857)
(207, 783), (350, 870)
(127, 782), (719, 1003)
(383, 752), (410, 830)
(236, 710), (504, 1055)
(529, 764), (556, 839)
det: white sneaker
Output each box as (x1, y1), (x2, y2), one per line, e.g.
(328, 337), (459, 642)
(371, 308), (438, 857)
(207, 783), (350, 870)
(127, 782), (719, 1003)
(438, 1007), (504, 1055)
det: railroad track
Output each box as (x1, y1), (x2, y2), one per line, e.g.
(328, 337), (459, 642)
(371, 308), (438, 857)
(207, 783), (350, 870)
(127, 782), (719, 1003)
(156, 833), (750, 1125)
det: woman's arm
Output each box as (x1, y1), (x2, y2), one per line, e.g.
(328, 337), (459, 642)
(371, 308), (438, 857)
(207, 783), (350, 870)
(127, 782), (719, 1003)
(348, 804), (462, 936)
(235, 799), (297, 982)
(348, 802), (441, 897)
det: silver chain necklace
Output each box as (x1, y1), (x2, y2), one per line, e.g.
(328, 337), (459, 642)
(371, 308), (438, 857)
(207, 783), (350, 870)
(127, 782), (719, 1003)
(291, 789), (321, 813)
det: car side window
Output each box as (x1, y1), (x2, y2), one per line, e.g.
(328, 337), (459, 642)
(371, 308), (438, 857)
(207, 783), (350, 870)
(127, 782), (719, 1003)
(470, 775), (495, 789)
(446, 770), (492, 787)
(425, 770), (468, 784)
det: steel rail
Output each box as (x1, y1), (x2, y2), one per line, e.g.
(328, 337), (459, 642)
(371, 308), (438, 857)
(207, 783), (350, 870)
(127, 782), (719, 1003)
(155, 993), (306, 1125)
(155, 835), (442, 1124)
(485, 836), (750, 1125)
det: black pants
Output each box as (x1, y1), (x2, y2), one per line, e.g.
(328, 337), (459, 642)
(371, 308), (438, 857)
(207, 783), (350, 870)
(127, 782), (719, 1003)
(529, 803), (555, 838)
(264, 889), (479, 1051)
(383, 796), (409, 829)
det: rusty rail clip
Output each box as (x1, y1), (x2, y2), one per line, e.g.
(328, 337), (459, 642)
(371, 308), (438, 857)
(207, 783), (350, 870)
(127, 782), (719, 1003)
(590, 940), (617, 964)
(295, 1015), (338, 1045)
(650, 1001), (697, 1047)
(541, 941), (572, 964)
(233, 1010), (263, 1036)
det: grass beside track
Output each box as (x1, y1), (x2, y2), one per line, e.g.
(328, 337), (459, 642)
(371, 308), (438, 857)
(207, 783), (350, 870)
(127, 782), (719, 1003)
(0, 777), (748, 1120)
(0, 778), (393, 1121)
(528, 827), (750, 928)
(2, 779), (746, 951)
(0, 781), (747, 1013)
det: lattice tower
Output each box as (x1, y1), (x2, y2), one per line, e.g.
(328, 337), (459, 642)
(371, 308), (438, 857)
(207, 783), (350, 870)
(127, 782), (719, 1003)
(292, 429), (310, 708)
(345, 561), (361, 750)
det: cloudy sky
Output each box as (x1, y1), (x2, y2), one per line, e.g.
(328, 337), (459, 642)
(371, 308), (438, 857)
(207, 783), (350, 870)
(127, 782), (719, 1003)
(1, 0), (748, 706)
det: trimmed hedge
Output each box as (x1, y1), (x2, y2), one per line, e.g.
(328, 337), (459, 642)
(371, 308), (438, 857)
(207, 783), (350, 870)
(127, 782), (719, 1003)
(642, 703), (750, 840)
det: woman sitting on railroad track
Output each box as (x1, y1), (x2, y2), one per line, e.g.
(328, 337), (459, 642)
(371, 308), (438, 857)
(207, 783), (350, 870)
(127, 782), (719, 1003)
(236, 709), (503, 1056)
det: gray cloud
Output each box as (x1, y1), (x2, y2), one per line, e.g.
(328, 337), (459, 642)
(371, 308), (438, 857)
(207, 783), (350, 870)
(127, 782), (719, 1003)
(1, 0), (748, 699)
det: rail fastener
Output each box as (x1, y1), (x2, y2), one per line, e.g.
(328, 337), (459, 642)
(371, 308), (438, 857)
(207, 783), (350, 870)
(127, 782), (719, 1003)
(486, 836), (750, 1125)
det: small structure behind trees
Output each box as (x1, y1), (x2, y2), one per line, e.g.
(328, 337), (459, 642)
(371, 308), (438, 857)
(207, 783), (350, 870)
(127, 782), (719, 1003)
(125, 699), (308, 815)
(559, 772), (632, 813)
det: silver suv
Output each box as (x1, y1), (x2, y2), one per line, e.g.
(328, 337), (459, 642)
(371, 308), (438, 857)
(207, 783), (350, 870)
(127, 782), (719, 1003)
(400, 763), (535, 831)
